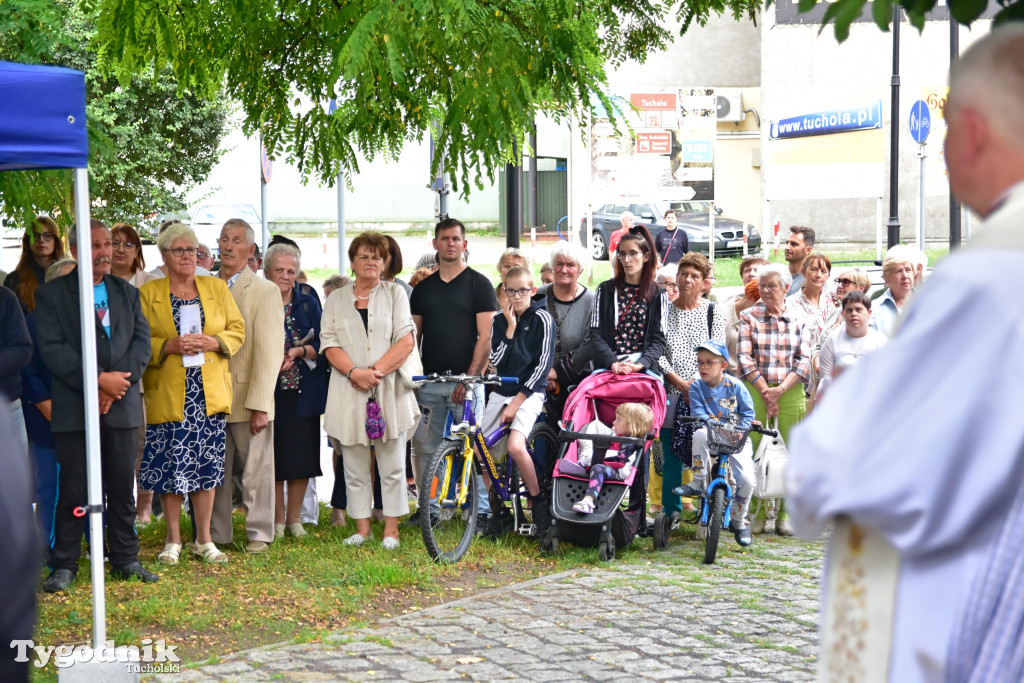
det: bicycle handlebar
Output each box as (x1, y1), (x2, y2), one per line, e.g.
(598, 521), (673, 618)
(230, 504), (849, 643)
(411, 373), (518, 385)
(675, 416), (777, 437)
(558, 431), (648, 448)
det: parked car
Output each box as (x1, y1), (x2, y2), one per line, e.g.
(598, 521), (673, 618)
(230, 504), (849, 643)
(189, 203), (263, 268)
(581, 199), (761, 260)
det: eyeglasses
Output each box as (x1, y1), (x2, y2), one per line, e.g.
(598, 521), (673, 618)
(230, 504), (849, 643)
(617, 250), (644, 261)
(33, 232), (56, 243)
(111, 241), (137, 251)
(505, 288), (532, 298)
(706, 276), (717, 283)
(697, 360), (725, 368)
(760, 283), (782, 292)
(834, 277), (856, 287)
(196, 251), (210, 260)
(659, 282), (679, 291)
(167, 247), (197, 258)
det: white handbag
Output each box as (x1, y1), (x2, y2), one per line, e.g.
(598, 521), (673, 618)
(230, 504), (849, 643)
(753, 417), (788, 499)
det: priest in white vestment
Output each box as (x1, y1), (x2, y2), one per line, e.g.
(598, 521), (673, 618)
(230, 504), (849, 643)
(787, 25), (1024, 683)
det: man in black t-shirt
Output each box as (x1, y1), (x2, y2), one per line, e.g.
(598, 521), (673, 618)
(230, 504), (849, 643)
(409, 217), (497, 521)
(654, 209), (689, 265)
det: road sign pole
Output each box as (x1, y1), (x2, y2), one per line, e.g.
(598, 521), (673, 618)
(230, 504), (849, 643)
(917, 142), (926, 252)
(708, 202), (716, 264)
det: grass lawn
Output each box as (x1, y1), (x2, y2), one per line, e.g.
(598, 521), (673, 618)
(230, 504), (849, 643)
(33, 506), (633, 681)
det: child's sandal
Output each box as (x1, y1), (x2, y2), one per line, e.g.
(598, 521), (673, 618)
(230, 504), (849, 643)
(572, 499), (595, 514)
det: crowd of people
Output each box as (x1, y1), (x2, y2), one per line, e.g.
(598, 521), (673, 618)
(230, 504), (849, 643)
(0, 207), (934, 597)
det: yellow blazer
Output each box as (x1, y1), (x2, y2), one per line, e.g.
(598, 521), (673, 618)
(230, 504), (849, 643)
(139, 275), (246, 424)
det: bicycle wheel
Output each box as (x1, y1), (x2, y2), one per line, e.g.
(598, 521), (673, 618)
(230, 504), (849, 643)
(525, 421), (560, 531)
(703, 486), (725, 565)
(420, 438), (478, 564)
(527, 421), (560, 491)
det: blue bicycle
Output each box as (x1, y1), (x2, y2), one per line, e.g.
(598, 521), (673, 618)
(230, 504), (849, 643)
(655, 416), (776, 564)
(412, 373), (559, 563)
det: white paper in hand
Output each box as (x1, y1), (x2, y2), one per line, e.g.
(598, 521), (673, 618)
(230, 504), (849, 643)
(180, 304), (205, 368)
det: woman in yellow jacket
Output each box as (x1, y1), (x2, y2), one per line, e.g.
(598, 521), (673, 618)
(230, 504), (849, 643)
(139, 224), (245, 565)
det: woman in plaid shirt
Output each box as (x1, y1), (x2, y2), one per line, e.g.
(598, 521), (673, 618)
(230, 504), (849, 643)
(737, 263), (812, 537)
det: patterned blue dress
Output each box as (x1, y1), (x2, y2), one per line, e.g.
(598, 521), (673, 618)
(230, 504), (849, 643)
(140, 294), (227, 494)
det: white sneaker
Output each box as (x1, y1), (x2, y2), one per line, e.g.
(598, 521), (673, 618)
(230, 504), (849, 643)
(343, 532), (373, 546)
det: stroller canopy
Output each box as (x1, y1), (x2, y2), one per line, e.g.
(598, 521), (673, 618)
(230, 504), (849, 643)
(0, 61), (88, 171)
(563, 371), (668, 433)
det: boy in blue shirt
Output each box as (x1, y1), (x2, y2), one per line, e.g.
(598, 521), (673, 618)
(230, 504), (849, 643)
(674, 340), (757, 547)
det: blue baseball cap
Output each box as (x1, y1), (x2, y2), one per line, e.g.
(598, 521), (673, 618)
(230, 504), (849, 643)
(694, 339), (729, 363)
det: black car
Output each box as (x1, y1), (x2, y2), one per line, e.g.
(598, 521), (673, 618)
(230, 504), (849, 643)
(581, 199), (762, 260)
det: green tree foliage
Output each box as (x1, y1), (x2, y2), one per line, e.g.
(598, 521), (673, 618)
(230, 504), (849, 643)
(0, 1), (227, 231)
(92, 0), (765, 195)
(806, 0), (1022, 43)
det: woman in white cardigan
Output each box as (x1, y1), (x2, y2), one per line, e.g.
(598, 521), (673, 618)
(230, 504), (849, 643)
(321, 232), (419, 550)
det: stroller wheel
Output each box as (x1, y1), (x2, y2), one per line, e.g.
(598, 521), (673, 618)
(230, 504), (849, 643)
(540, 527), (559, 556)
(598, 529), (616, 561)
(652, 512), (670, 551)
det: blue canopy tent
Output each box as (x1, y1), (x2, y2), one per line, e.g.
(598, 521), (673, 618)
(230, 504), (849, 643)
(0, 61), (110, 654)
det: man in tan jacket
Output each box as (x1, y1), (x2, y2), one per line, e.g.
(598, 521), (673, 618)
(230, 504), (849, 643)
(210, 219), (285, 553)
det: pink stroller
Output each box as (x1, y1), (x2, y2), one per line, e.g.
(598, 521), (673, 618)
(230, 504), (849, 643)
(540, 370), (666, 561)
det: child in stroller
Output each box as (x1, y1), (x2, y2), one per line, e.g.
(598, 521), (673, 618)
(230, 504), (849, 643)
(563, 402), (653, 514)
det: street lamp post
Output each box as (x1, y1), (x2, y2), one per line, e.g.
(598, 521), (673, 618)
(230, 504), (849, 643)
(887, 5), (902, 250)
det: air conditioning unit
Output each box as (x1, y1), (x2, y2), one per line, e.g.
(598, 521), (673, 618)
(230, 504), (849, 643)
(716, 91), (744, 123)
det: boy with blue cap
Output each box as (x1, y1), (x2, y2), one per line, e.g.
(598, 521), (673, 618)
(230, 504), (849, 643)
(674, 339), (757, 546)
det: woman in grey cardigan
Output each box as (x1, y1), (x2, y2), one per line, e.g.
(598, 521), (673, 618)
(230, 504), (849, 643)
(535, 242), (595, 404)
(321, 232), (419, 550)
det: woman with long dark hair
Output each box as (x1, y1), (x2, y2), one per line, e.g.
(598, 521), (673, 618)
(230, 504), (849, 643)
(588, 225), (667, 375)
(5, 216), (66, 313)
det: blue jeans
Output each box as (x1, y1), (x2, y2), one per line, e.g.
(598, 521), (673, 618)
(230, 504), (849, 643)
(32, 443), (59, 547)
(413, 382), (490, 514)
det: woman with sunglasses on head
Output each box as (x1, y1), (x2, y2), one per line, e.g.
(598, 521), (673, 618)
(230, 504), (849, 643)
(589, 225), (668, 376)
(5, 216), (66, 314)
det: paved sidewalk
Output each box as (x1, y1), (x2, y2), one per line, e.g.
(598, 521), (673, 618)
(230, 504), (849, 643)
(153, 536), (823, 682)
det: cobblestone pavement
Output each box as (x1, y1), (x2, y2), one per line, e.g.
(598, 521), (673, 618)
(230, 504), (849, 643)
(152, 533), (823, 682)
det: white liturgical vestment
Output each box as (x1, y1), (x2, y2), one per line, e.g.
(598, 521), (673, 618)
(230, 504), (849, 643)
(788, 181), (1024, 683)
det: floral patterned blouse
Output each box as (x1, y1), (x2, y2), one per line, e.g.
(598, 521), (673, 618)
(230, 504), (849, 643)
(614, 283), (648, 356)
(785, 289), (838, 351)
(279, 300), (301, 390)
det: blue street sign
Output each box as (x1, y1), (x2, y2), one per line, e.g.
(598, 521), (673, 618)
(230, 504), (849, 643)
(909, 99), (931, 144)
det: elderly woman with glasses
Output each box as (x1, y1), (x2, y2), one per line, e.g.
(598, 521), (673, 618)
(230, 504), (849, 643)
(138, 223), (245, 565)
(110, 223), (157, 287)
(737, 263), (812, 537)
(321, 231), (419, 550)
(263, 242), (328, 538)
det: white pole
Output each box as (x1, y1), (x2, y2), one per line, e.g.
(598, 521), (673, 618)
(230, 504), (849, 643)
(916, 142), (926, 252)
(742, 221), (749, 258)
(876, 197), (884, 260)
(260, 176), (269, 253)
(337, 164), (347, 275)
(73, 168), (106, 649)
(964, 207), (973, 242)
(708, 202), (716, 264)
